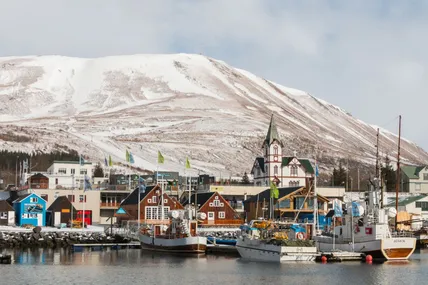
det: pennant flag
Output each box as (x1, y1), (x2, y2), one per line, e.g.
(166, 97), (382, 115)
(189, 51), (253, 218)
(84, 175), (92, 192)
(104, 157), (108, 167)
(270, 180), (279, 199)
(108, 155), (113, 166)
(158, 151), (164, 164)
(129, 152), (135, 164)
(185, 157), (191, 169)
(333, 199), (342, 217)
(126, 150), (130, 163)
(79, 155), (85, 166)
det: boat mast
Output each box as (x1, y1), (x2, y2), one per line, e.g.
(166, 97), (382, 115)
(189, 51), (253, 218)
(395, 115), (402, 229)
(312, 159), (318, 237)
(375, 128), (380, 180)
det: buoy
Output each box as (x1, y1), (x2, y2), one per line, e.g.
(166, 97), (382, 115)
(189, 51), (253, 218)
(366, 255), (373, 263)
(321, 256), (328, 263)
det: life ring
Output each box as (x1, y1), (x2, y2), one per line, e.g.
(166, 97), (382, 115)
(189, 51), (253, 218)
(296, 232), (305, 240)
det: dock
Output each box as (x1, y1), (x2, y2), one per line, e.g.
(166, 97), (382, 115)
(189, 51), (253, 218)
(315, 251), (365, 262)
(206, 244), (239, 255)
(72, 242), (141, 251)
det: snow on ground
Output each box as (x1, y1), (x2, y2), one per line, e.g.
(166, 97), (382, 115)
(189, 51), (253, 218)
(0, 225), (105, 233)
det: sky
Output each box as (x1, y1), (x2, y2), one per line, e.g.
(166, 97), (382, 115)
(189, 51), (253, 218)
(1, 0), (427, 150)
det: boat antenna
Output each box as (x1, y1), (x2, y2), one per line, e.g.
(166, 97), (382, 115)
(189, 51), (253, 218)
(395, 115), (402, 229)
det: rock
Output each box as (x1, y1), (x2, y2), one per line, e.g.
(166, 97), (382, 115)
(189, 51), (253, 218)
(33, 226), (42, 234)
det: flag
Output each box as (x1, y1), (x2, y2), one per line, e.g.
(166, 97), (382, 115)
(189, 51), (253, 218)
(185, 157), (191, 169)
(104, 157), (108, 167)
(158, 151), (164, 164)
(315, 164), (319, 177)
(139, 176), (146, 193)
(79, 155), (85, 166)
(126, 150), (130, 162)
(270, 180), (279, 199)
(129, 152), (135, 164)
(333, 199), (342, 217)
(108, 155), (113, 166)
(84, 175), (92, 192)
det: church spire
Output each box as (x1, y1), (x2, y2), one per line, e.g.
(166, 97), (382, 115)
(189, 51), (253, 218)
(264, 114), (283, 147)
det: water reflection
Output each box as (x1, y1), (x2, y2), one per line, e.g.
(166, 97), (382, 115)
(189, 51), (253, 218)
(1, 248), (428, 285)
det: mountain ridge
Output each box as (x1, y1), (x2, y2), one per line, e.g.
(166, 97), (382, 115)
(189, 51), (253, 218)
(0, 53), (426, 176)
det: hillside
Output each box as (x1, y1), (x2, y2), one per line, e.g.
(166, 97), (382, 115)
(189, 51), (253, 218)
(0, 54), (427, 177)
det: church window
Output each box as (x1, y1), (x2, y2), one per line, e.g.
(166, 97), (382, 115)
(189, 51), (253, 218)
(274, 145), (278, 155)
(290, 165), (298, 176)
(274, 166), (278, 175)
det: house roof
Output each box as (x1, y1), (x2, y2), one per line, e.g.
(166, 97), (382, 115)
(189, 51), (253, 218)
(52, 160), (92, 165)
(251, 157), (265, 175)
(264, 114), (283, 147)
(13, 193), (45, 204)
(0, 200), (14, 212)
(244, 186), (302, 203)
(401, 165), (426, 179)
(386, 195), (427, 207)
(29, 173), (49, 179)
(47, 196), (76, 212)
(0, 191), (10, 201)
(182, 192), (215, 207)
(120, 185), (158, 206)
(281, 157), (314, 174)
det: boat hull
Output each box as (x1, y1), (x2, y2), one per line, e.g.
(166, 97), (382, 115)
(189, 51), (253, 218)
(236, 237), (317, 262)
(139, 234), (207, 254)
(316, 237), (416, 260)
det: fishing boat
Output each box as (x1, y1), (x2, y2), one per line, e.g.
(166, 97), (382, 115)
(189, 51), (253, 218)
(207, 236), (237, 246)
(315, 179), (416, 260)
(236, 220), (318, 262)
(139, 209), (207, 254)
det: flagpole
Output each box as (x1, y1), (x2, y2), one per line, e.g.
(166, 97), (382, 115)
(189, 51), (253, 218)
(82, 182), (85, 233)
(313, 160), (318, 237)
(138, 174), (141, 230)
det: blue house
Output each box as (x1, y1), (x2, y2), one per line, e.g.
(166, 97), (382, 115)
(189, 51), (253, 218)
(13, 193), (47, 227)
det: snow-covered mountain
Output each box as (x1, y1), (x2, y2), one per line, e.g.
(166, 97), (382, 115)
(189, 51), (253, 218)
(0, 54), (427, 176)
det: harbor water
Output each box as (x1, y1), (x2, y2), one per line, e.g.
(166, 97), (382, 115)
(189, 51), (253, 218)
(1, 248), (428, 285)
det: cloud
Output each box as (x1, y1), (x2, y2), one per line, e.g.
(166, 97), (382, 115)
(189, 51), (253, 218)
(1, 0), (427, 149)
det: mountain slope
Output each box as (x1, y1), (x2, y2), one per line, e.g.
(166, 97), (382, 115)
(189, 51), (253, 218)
(0, 54), (426, 176)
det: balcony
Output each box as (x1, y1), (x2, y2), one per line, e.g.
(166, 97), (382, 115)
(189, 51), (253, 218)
(100, 202), (121, 209)
(201, 219), (244, 225)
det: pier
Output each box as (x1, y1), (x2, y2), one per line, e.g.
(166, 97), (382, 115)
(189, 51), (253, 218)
(72, 242), (141, 251)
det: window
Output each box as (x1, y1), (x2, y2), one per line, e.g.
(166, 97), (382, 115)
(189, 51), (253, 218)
(218, 212), (225, 219)
(30, 197), (38, 203)
(146, 207), (155, 220)
(213, 200), (221, 207)
(308, 199), (314, 209)
(257, 168), (261, 177)
(274, 145), (278, 155)
(152, 196), (157, 204)
(71, 169), (76, 175)
(424, 173), (428, 180)
(80, 169), (88, 175)
(0, 212), (7, 219)
(416, 183), (421, 191)
(274, 165), (278, 175)
(145, 206), (170, 220)
(55, 178), (58, 185)
(41, 194), (48, 202)
(295, 197), (305, 209)
(79, 195), (86, 203)
(290, 165), (298, 176)
(58, 168), (67, 174)
(67, 195), (75, 202)
(416, 202), (428, 211)
(164, 199), (168, 204)
(23, 214), (28, 219)
(278, 199), (290, 208)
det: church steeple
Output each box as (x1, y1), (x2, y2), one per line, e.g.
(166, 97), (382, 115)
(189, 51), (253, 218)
(264, 114), (283, 147)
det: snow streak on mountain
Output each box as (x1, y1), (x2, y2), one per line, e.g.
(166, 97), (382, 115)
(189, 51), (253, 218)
(0, 54), (426, 176)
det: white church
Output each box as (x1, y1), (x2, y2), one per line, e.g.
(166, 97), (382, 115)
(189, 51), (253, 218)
(251, 115), (315, 188)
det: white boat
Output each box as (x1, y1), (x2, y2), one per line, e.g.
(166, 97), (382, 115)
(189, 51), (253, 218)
(315, 179), (416, 260)
(236, 220), (318, 262)
(139, 210), (207, 254)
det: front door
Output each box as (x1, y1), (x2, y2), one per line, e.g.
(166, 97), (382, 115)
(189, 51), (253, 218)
(208, 212), (214, 224)
(37, 213), (43, 226)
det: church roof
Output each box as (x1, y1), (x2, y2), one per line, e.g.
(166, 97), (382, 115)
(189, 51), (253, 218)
(264, 114), (283, 147)
(282, 157), (314, 174)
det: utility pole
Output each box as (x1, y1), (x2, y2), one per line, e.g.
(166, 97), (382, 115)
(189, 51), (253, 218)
(395, 115), (402, 229)
(375, 128), (380, 180)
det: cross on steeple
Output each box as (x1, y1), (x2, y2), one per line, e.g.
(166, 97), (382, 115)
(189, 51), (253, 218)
(293, 150), (297, 157)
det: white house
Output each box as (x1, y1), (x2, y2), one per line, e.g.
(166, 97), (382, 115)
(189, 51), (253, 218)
(401, 165), (428, 193)
(251, 115), (314, 188)
(46, 161), (95, 189)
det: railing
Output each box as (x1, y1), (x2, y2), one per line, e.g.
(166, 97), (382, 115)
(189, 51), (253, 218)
(100, 202), (121, 208)
(201, 219), (244, 225)
(30, 183), (49, 189)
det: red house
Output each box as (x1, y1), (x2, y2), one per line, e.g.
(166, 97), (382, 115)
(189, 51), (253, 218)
(28, 173), (49, 189)
(183, 192), (243, 226)
(118, 184), (183, 225)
